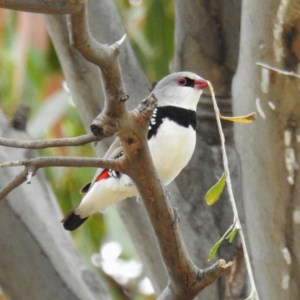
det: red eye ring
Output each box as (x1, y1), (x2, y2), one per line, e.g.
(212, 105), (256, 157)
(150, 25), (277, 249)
(177, 77), (187, 86)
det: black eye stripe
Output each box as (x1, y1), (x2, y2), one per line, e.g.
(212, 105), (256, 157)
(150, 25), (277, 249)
(184, 77), (195, 87)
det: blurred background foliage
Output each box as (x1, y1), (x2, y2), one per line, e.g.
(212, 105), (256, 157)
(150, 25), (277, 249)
(0, 0), (174, 299)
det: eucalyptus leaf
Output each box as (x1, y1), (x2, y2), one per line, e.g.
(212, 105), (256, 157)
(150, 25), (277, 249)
(208, 240), (223, 261)
(205, 172), (226, 206)
(208, 223), (236, 261)
(220, 112), (256, 123)
(227, 227), (240, 243)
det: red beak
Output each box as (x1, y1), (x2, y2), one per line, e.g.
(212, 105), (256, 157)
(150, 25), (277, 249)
(194, 78), (208, 90)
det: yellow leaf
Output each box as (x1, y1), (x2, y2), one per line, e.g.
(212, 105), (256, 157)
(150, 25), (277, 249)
(220, 112), (256, 123)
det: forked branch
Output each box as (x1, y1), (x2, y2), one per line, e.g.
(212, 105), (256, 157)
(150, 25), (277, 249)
(0, 1), (232, 299)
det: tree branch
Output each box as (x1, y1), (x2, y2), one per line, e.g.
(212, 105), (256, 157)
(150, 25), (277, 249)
(123, 120), (232, 298)
(256, 62), (300, 79)
(69, 4), (128, 110)
(0, 156), (121, 170)
(0, 133), (97, 149)
(158, 260), (232, 300)
(0, 155), (122, 201)
(46, 7), (165, 294)
(0, 170), (27, 200)
(0, 0), (83, 14)
(0, 1), (232, 298)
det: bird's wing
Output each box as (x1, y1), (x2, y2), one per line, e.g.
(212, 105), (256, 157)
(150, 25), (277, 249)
(103, 137), (122, 158)
(80, 138), (124, 194)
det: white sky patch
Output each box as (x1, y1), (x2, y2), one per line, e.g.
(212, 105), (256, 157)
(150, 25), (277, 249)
(293, 209), (300, 224)
(282, 247), (292, 265)
(268, 101), (276, 110)
(281, 273), (290, 290)
(255, 97), (266, 119)
(261, 68), (270, 93)
(101, 241), (122, 261)
(102, 259), (143, 283)
(91, 241), (123, 267)
(138, 277), (155, 295)
(92, 241), (143, 285)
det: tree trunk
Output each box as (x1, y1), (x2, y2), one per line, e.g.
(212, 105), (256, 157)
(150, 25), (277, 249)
(3, 0), (295, 299)
(233, 0), (300, 299)
(173, 1), (247, 299)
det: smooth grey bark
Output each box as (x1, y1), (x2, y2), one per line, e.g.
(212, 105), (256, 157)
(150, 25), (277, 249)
(0, 112), (109, 300)
(233, 0), (300, 299)
(173, 1), (246, 299)
(0, 0), (251, 299)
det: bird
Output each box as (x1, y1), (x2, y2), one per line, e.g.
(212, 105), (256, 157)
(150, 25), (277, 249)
(62, 71), (208, 231)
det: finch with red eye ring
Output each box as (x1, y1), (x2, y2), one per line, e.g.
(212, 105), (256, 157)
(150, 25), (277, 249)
(62, 71), (208, 231)
(177, 77), (187, 86)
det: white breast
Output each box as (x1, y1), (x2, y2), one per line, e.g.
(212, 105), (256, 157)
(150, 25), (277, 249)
(148, 119), (196, 185)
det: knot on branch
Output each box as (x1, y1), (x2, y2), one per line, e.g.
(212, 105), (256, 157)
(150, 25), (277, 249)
(197, 259), (233, 289)
(139, 94), (157, 113)
(135, 94), (157, 120)
(116, 91), (129, 102)
(90, 114), (120, 138)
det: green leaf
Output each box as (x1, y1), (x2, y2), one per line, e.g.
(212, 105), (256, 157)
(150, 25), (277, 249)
(227, 227), (240, 243)
(208, 223), (238, 261)
(205, 172), (226, 206)
(208, 239), (224, 261)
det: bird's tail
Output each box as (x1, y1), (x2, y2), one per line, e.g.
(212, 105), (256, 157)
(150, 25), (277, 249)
(62, 209), (88, 231)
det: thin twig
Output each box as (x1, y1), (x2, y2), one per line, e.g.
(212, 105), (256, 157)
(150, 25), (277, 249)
(0, 170), (27, 200)
(0, 133), (98, 149)
(208, 81), (260, 300)
(0, 156), (121, 170)
(256, 62), (300, 79)
(0, 0), (83, 14)
(0, 156), (122, 201)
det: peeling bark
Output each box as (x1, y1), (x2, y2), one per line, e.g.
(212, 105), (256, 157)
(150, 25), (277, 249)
(233, 0), (300, 299)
